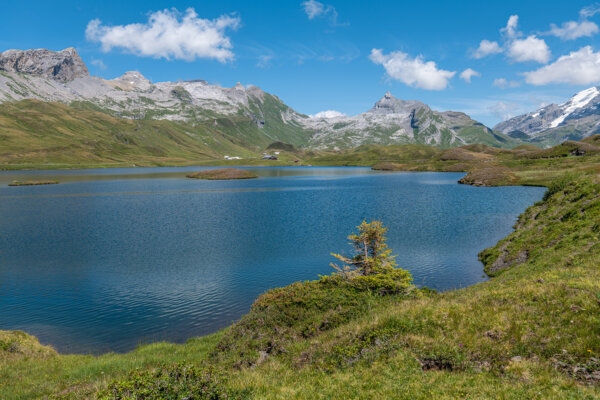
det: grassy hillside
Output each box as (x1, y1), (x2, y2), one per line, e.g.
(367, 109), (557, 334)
(1, 155), (599, 398)
(0, 100), (252, 168)
(0, 99), (314, 169)
(0, 98), (530, 170)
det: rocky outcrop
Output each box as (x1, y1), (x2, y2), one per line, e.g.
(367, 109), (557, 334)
(0, 47), (89, 82)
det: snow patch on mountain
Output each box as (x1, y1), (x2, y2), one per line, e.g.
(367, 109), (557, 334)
(310, 110), (347, 119)
(549, 86), (599, 128)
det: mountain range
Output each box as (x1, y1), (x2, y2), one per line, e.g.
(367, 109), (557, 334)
(494, 87), (600, 146)
(1, 47), (600, 163)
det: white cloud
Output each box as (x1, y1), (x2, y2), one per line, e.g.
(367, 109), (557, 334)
(507, 35), (551, 63)
(311, 110), (346, 118)
(459, 68), (480, 83)
(301, 0), (341, 25)
(493, 78), (521, 89)
(369, 49), (455, 90)
(256, 55), (273, 68)
(474, 16), (551, 63)
(547, 5), (600, 40)
(549, 20), (599, 40)
(488, 101), (521, 121)
(302, 0), (326, 19)
(472, 40), (502, 59)
(90, 59), (107, 70)
(501, 15), (520, 39)
(524, 46), (600, 85)
(580, 4), (600, 19)
(86, 8), (240, 62)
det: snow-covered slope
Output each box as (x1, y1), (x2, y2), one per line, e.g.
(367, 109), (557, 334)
(494, 87), (600, 144)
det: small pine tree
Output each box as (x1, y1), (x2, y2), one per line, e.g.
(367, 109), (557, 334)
(330, 220), (397, 277)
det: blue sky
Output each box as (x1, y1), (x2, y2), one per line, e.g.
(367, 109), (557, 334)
(2, 0), (600, 126)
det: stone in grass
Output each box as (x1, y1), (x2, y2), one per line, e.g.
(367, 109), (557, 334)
(186, 168), (258, 180)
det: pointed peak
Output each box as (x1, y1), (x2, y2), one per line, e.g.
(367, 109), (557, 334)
(233, 82), (245, 90)
(384, 90), (393, 99)
(107, 71), (152, 91)
(116, 71), (149, 82)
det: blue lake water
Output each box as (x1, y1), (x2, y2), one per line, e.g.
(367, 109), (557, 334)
(0, 167), (545, 353)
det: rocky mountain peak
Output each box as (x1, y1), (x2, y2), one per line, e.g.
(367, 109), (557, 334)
(0, 47), (89, 82)
(233, 82), (245, 91)
(369, 91), (428, 115)
(107, 71), (152, 91)
(494, 86), (600, 143)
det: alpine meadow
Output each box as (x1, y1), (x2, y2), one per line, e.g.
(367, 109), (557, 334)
(1, 1), (600, 399)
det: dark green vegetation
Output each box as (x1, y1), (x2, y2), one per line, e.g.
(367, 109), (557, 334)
(97, 364), (249, 400)
(7, 179), (58, 186)
(186, 168), (258, 180)
(1, 166), (600, 398)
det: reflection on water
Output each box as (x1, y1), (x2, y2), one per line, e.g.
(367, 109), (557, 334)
(0, 167), (545, 353)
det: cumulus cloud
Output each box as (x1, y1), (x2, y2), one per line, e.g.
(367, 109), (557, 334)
(507, 35), (551, 63)
(524, 46), (600, 85)
(369, 49), (455, 90)
(501, 15), (520, 39)
(301, 0), (342, 25)
(493, 78), (521, 89)
(459, 68), (481, 83)
(472, 40), (502, 59)
(302, 0), (326, 19)
(86, 8), (240, 62)
(473, 15), (551, 63)
(311, 110), (346, 118)
(547, 6), (600, 40)
(549, 20), (599, 40)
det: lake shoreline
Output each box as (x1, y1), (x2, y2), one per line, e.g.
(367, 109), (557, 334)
(1, 169), (546, 355)
(1, 167), (599, 398)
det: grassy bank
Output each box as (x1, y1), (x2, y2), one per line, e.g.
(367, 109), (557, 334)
(186, 168), (258, 180)
(1, 144), (599, 399)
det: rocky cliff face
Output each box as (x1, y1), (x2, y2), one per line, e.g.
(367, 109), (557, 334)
(0, 47), (89, 82)
(494, 87), (600, 145)
(303, 92), (513, 149)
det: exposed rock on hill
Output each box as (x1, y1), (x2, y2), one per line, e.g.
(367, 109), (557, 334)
(0, 47), (89, 82)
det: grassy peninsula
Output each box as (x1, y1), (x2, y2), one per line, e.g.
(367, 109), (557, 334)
(7, 180), (58, 186)
(1, 142), (599, 399)
(186, 168), (258, 180)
